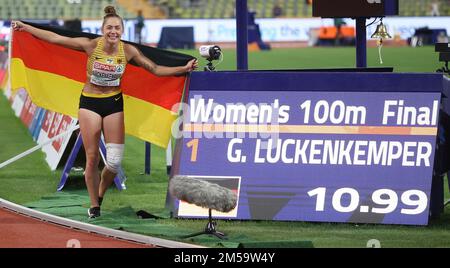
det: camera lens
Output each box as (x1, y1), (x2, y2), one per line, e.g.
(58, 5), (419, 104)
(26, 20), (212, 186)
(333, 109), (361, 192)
(199, 45), (221, 60)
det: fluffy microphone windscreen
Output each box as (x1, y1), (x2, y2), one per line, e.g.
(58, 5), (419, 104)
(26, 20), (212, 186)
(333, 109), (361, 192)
(169, 175), (237, 213)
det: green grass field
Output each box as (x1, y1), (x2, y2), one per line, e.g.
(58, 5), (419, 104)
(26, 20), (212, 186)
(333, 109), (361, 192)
(1, 46), (450, 248)
(193, 46), (442, 73)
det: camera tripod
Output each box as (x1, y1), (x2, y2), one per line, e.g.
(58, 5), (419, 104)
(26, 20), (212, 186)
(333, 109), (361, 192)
(437, 61), (449, 75)
(204, 60), (216, 72)
(180, 208), (227, 240)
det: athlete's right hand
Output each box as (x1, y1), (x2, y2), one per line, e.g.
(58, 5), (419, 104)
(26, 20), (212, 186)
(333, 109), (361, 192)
(12, 21), (26, 31)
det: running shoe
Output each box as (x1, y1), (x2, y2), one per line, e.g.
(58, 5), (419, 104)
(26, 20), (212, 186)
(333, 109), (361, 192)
(88, 207), (101, 219)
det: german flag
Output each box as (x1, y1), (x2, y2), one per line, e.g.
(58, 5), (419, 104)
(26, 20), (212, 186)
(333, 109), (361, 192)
(11, 22), (194, 148)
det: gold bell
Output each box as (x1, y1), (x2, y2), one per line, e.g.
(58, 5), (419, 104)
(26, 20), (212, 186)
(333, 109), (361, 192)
(371, 21), (392, 40)
(371, 19), (391, 65)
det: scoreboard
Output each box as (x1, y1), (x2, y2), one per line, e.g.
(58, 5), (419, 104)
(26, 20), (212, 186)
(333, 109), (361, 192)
(312, 0), (399, 18)
(169, 71), (443, 225)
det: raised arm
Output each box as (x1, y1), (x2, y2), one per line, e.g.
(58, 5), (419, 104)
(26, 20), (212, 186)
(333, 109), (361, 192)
(12, 21), (93, 52)
(125, 44), (198, 77)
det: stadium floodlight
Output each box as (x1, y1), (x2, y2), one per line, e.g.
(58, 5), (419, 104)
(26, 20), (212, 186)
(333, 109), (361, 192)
(199, 45), (223, 72)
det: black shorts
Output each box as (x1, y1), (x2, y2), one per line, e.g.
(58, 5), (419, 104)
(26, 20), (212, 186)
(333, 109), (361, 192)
(79, 92), (124, 118)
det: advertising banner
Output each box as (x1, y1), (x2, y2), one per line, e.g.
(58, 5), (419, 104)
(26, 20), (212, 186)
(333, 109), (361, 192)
(79, 17), (450, 43)
(38, 111), (78, 171)
(8, 88), (77, 171)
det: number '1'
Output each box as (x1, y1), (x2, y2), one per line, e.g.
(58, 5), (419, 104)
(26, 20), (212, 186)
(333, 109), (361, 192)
(187, 139), (199, 162)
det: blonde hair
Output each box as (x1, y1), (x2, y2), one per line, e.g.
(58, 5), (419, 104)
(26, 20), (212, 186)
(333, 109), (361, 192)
(103, 6), (124, 28)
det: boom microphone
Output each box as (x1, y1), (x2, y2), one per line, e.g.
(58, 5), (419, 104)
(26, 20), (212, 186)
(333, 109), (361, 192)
(169, 176), (237, 213)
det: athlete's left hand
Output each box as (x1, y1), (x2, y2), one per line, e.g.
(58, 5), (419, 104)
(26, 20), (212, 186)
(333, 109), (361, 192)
(185, 59), (198, 72)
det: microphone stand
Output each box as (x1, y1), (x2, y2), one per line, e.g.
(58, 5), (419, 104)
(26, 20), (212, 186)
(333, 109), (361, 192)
(181, 208), (227, 240)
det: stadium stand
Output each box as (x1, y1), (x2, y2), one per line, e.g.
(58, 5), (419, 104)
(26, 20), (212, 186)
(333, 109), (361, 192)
(0, 0), (448, 20)
(150, 0), (309, 18)
(150, 0), (450, 19)
(399, 0), (450, 17)
(0, 0), (136, 20)
(116, 0), (166, 19)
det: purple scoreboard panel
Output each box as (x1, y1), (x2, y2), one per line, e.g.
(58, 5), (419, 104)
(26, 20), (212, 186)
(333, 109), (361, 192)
(169, 71), (444, 225)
